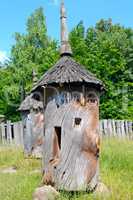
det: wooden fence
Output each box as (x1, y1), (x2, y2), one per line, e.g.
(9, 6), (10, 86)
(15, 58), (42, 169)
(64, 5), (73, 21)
(0, 120), (132, 146)
(0, 121), (24, 146)
(100, 120), (133, 139)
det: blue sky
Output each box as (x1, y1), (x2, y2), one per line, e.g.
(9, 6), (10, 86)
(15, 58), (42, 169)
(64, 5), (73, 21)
(0, 0), (133, 62)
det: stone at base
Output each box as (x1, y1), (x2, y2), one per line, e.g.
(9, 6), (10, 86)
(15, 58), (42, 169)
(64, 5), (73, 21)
(1, 167), (17, 174)
(32, 146), (42, 159)
(94, 182), (110, 197)
(33, 185), (60, 200)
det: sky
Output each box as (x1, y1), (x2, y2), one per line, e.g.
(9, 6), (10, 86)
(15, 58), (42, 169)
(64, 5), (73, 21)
(0, 0), (133, 63)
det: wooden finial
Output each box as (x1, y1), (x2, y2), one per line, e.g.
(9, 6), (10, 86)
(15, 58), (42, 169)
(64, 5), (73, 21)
(60, 0), (72, 56)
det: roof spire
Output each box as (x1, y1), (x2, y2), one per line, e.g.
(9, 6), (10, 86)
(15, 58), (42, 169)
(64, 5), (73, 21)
(60, 0), (72, 56)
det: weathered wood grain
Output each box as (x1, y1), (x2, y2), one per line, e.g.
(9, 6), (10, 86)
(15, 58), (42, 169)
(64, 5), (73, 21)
(7, 121), (12, 144)
(43, 101), (100, 191)
(1, 123), (6, 144)
(14, 122), (21, 146)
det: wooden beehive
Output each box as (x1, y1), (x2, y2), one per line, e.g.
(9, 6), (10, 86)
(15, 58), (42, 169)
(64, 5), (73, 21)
(31, 0), (105, 191)
(43, 90), (100, 191)
(19, 93), (44, 157)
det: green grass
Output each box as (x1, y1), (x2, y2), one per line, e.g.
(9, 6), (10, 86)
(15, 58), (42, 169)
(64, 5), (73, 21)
(0, 138), (133, 200)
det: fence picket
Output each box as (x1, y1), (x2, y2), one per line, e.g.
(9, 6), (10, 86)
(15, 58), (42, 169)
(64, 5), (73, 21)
(14, 122), (20, 146)
(124, 121), (128, 138)
(7, 121), (12, 144)
(128, 122), (133, 139)
(108, 119), (112, 137)
(0, 119), (132, 146)
(1, 123), (6, 144)
(112, 120), (116, 137)
(19, 121), (24, 146)
(121, 120), (125, 138)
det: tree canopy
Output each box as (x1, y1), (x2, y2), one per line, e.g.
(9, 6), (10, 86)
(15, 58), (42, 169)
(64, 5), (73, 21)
(0, 7), (59, 121)
(70, 20), (133, 120)
(0, 8), (132, 121)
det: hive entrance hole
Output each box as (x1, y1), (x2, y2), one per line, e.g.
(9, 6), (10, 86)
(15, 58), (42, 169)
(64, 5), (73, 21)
(54, 127), (61, 149)
(75, 118), (82, 126)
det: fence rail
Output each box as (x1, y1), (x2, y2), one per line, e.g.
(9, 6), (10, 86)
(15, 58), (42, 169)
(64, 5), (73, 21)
(0, 121), (23, 146)
(100, 120), (133, 139)
(0, 120), (133, 146)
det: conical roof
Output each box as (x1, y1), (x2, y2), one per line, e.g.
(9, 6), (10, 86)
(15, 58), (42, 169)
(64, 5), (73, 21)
(32, 56), (104, 91)
(18, 94), (43, 111)
(31, 1), (105, 92)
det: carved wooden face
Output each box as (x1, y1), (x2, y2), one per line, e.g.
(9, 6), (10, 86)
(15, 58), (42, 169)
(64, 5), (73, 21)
(43, 93), (100, 191)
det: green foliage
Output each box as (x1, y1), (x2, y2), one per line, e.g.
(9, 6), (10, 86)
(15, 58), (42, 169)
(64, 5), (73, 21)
(0, 10), (132, 121)
(70, 19), (133, 120)
(0, 7), (59, 121)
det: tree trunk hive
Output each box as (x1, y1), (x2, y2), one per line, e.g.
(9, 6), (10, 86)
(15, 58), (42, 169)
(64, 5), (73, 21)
(19, 94), (44, 157)
(43, 90), (100, 191)
(30, 0), (105, 191)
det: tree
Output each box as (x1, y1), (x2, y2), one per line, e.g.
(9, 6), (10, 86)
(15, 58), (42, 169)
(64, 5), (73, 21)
(69, 21), (88, 65)
(0, 7), (58, 121)
(0, 14), (132, 121)
(70, 19), (133, 120)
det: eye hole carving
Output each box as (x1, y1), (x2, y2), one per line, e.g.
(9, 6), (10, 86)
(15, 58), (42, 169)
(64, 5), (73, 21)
(87, 99), (98, 105)
(86, 93), (98, 105)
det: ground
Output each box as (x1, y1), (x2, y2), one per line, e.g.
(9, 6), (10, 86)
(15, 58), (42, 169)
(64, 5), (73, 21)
(0, 138), (133, 200)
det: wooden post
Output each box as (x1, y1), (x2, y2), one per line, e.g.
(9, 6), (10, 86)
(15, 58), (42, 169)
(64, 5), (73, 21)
(112, 119), (116, 137)
(115, 121), (118, 137)
(103, 120), (108, 137)
(102, 120), (105, 136)
(13, 121), (24, 146)
(43, 86), (46, 108)
(124, 120), (129, 138)
(14, 122), (22, 146)
(108, 119), (112, 137)
(1, 123), (6, 144)
(99, 120), (103, 137)
(80, 85), (85, 106)
(121, 120), (125, 138)
(128, 121), (132, 139)
(7, 121), (12, 144)
(19, 121), (24, 146)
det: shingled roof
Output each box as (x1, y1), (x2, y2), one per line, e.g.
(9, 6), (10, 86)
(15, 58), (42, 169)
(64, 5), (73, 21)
(32, 56), (104, 92)
(31, 1), (104, 93)
(18, 94), (43, 111)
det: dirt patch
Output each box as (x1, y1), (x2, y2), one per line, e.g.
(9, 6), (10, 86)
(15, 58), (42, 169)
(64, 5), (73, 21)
(0, 166), (17, 174)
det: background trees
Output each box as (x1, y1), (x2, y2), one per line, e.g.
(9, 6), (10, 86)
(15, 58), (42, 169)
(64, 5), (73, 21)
(0, 8), (58, 121)
(70, 19), (133, 120)
(0, 8), (132, 121)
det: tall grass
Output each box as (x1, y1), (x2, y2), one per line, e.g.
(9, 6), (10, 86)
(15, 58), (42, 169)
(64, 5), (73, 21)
(0, 138), (133, 200)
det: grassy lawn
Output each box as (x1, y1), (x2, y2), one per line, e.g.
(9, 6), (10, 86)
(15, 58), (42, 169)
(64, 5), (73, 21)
(0, 138), (133, 200)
